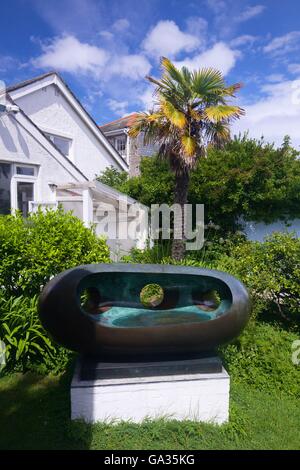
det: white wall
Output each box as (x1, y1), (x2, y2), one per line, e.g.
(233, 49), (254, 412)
(0, 113), (80, 203)
(14, 85), (125, 179)
(243, 218), (300, 241)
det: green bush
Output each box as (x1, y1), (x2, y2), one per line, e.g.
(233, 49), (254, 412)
(0, 208), (110, 373)
(96, 165), (128, 189)
(0, 295), (72, 374)
(107, 135), (300, 232)
(0, 208), (110, 297)
(123, 234), (300, 398)
(217, 232), (300, 321)
(122, 229), (246, 266)
(220, 320), (300, 398)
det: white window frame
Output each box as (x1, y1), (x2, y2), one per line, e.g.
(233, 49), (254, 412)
(10, 164), (38, 214)
(115, 135), (126, 154)
(43, 129), (74, 162)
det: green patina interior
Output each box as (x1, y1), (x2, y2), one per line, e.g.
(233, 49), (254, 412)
(78, 271), (232, 328)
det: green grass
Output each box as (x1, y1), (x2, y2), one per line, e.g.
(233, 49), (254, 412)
(0, 369), (300, 450)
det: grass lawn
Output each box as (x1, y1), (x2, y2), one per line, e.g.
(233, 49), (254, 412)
(0, 368), (299, 450)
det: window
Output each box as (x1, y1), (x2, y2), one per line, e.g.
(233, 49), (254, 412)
(0, 163), (12, 215)
(115, 136), (126, 154)
(16, 166), (35, 176)
(17, 182), (34, 218)
(45, 133), (72, 158)
(0, 163), (37, 216)
(108, 135), (127, 156)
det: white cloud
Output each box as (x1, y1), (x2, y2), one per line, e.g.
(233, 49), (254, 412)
(235, 5), (265, 23)
(142, 20), (200, 58)
(175, 42), (239, 76)
(205, 0), (226, 14)
(139, 85), (155, 110)
(107, 98), (129, 116)
(33, 34), (151, 81)
(288, 63), (300, 74)
(33, 35), (108, 73)
(99, 31), (114, 41)
(0, 55), (19, 73)
(185, 16), (208, 38)
(233, 79), (300, 148)
(109, 54), (151, 80)
(266, 74), (285, 83)
(205, 1), (265, 37)
(264, 31), (300, 55)
(230, 35), (258, 48)
(112, 18), (130, 32)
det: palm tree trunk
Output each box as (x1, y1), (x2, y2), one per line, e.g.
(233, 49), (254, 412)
(171, 170), (189, 260)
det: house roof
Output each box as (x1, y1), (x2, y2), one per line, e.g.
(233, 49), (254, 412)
(6, 71), (56, 94)
(100, 113), (139, 133)
(7, 72), (129, 172)
(4, 93), (88, 181)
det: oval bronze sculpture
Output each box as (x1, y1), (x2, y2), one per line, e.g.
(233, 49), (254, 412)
(38, 263), (250, 357)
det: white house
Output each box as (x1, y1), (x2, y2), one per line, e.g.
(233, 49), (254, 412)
(0, 72), (148, 258)
(100, 114), (159, 176)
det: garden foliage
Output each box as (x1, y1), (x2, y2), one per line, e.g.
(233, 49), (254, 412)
(0, 208), (110, 297)
(123, 232), (300, 398)
(98, 134), (300, 232)
(0, 208), (110, 373)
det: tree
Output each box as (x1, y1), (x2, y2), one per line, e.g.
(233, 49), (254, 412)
(96, 165), (128, 189)
(118, 135), (300, 233)
(129, 57), (243, 260)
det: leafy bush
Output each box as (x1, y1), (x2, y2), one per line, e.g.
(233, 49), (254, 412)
(217, 232), (300, 321)
(123, 234), (300, 398)
(0, 208), (110, 297)
(0, 208), (110, 373)
(0, 295), (72, 374)
(112, 135), (300, 232)
(96, 165), (128, 189)
(190, 134), (300, 229)
(122, 228), (246, 266)
(119, 157), (175, 207)
(220, 320), (300, 398)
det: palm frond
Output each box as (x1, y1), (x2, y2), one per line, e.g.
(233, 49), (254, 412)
(181, 135), (197, 157)
(129, 58), (244, 171)
(205, 121), (231, 148)
(204, 105), (245, 122)
(160, 99), (186, 129)
(191, 68), (225, 96)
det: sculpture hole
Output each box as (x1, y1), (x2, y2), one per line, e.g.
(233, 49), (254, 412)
(80, 287), (101, 315)
(195, 290), (221, 312)
(140, 284), (164, 308)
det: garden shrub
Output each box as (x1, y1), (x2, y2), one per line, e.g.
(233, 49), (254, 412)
(0, 208), (110, 297)
(0, 208), (110, 373)
(99, 135), (300, 233)
(217, 232), (300, 322)
(96, 165), (128, 189)
(122, 229), (246, 266)
(0, 294), (72, 374)
(123, 234), (300, 397)
(220, 320), (300, 398)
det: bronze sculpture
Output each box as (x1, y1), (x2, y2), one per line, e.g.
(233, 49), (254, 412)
(38, 263), (250, 358)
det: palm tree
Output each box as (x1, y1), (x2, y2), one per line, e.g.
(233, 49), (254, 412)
(129, 57), (244, 260)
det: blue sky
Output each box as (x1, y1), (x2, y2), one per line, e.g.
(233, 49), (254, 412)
(1, 0), (300, 147)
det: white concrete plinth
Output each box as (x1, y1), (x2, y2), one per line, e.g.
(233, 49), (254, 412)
(71, 361), (230, 424)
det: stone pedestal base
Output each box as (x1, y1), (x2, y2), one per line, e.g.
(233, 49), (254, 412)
(71, 356), (230, 424)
